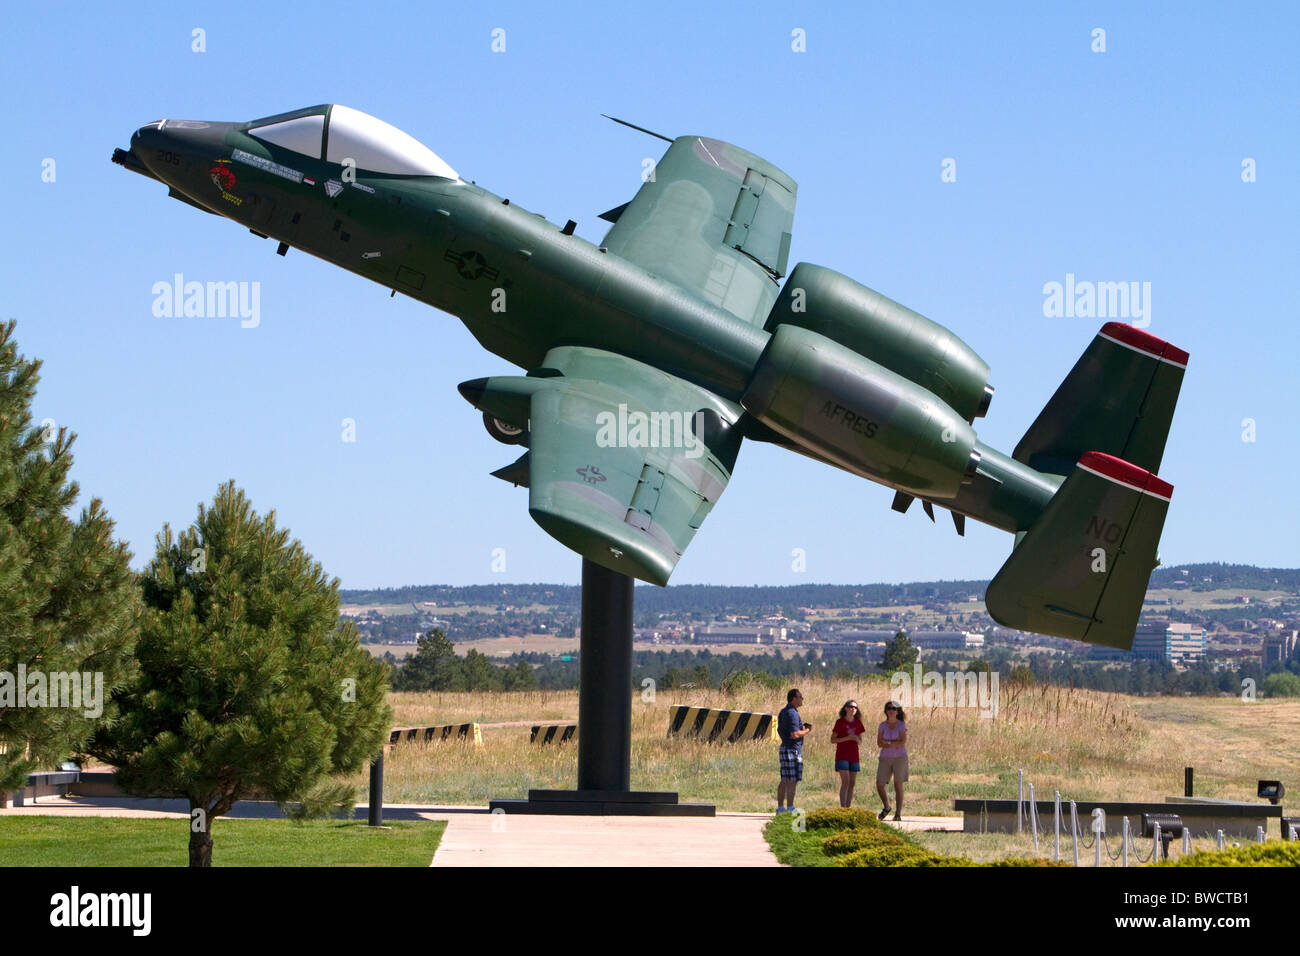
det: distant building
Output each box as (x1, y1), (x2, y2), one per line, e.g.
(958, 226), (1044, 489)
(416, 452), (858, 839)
(807, 641), (884, 662)
(1132, 621), (1206, 662)
(1262, 630), (1299, 666)
(694, 624), (786, 644)
(907, 630), (985, 650)
(1088, 644), (1133, 661)
(830, 628), (897, 644)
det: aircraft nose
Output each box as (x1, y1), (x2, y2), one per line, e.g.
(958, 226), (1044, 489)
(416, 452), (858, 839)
(130, 119), (230, 174)
(130, 121), (159, 152)
(129, 121), (174, 174)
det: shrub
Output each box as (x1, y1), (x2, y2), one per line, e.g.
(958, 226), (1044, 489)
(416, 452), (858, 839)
(917, 855), (978, 866)
(822, 827), (906, 856)
(838, 844), (942, 867)
(806, 807), (882, 832)
(986, 857), (1070, 867)
(1161, 842), (1300, 867)
(1262, 672), (1300, 698)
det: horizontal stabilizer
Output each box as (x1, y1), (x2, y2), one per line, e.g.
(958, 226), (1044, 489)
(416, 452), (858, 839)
(985, 451), (1172, 649)
(1015, 323), (1187, 476)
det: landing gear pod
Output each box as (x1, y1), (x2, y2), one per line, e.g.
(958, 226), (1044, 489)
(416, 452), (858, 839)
(483, 412), (526, 445)
(767, 263), (993, 422)
(742, 324), (978, 499)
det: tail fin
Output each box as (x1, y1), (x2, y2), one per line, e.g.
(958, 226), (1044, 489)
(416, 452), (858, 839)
(1014, 323), (1188, 476)
(985, 452), (1172, 649)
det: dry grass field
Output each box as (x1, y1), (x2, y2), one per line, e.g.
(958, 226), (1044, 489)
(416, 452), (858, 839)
(365, 676), (1300, 819)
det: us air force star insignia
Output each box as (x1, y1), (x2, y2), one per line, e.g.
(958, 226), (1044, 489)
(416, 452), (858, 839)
(325, 180), (344, 199)
(443, 249), (499, 281)
(577, 465), (606, 484)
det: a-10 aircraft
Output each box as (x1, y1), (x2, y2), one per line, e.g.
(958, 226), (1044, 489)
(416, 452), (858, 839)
(114, 105), (1187, 650)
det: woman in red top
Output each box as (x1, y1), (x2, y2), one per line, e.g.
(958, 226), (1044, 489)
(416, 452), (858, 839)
(829, 700), (867, 808)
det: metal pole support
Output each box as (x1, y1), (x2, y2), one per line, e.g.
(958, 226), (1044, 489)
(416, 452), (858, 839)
(368, 752), (383, 827)
(576, 558), (634, 792)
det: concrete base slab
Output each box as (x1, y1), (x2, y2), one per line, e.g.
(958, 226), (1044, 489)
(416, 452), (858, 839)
(490, 789), (715, 816)
(428, 811), (777, 866)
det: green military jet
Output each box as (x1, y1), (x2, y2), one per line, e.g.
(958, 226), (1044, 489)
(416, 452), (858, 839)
(114, 105), (1187, 650)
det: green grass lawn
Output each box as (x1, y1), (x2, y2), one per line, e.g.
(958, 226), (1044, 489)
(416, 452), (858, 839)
(0, 817), (445, 867)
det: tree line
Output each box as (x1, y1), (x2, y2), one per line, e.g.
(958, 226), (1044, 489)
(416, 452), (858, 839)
(390, 629), (1300, 697)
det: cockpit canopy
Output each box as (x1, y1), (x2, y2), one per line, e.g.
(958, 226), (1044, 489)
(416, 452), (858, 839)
(244, 105), (458, 179)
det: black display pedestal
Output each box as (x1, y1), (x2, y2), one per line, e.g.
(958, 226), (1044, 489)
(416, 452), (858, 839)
(489, 559), (714, 817)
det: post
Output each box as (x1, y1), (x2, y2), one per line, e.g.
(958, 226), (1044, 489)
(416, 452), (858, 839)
(1016, 770), (1024, 835)
(1184, 766), (1193, 797)
(1092, 809), (1105, 868)
(1256, 826), (1265, 843)
(1027, 783), (1038, 852)
(1182, 829), (1191, 856)
(1216, 829), (1225, 850)
(1153, 821), (1161, 860)
(1122, 816), (1130, 867)
(489, 557), (711, 815)
(1070, 800), (1079, 867)
(1053, 791), (1061, 862)
(367, 753), (383, 827)
(576, 558), (634, 792)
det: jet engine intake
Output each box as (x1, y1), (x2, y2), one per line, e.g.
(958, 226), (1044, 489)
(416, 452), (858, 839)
(742, 324), (978, 499)
(766, 263), (993, 422)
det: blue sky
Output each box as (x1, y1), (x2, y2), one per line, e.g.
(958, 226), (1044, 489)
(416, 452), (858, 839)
(2, 2), (1297, 588)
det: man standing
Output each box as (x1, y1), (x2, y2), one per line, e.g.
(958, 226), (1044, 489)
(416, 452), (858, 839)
(776, 688), (812, 813)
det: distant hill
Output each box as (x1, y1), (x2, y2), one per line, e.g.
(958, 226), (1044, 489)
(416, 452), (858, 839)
(1147, 562), (1300, 590)
(340, 563), (1299, 612)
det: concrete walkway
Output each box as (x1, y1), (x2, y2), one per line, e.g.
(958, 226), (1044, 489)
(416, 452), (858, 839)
(2, 796), (959, 865)
(428, 811), (778, 867)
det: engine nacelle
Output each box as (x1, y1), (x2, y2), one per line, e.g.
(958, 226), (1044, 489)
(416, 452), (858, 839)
(767, 263), (993, 421)
(742, 324), (981, 499)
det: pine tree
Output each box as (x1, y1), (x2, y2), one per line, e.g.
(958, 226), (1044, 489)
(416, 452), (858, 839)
(0, 321), (139, 791)
(90, 482), (391, 866)
(392, 629), (458, 691)
(879, 630), (918, 673)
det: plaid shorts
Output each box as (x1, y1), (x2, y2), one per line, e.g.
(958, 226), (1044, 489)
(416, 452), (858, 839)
(779, 745), (803, 781)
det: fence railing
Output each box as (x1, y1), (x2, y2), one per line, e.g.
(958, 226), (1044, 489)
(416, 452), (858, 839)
(1013, 769), (1273, 866)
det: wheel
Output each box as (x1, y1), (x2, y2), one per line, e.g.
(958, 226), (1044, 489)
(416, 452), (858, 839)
(483, 411), (526, 445)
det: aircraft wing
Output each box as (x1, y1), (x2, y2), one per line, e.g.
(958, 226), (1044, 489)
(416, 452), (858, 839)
(461, 347), (743, 585)
(599, 136), (797, 329)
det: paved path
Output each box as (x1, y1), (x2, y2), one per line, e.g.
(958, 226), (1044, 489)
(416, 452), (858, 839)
(428, 810), (778, 867)
(2, 796), (958, 865)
